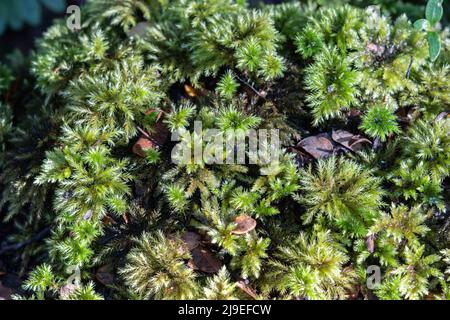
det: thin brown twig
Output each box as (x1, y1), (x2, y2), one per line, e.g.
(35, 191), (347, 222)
(406, 56), (414, 79)
(234, 73), (266, 100)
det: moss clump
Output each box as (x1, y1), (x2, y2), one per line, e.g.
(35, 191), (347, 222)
(1, 0), (449, 300)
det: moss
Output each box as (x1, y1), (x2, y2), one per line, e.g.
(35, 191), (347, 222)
(1, 0), (449, 300)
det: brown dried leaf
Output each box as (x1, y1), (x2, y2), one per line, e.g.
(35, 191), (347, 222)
(366, 235), (375, 254)
(297, 134), (334, 159)
(132, 137), (157, 157)
(287, 147), (314, 167)
(331, 130), (354, 148)
(134, 109), (169, 157)
(102, 214), (116, 226)
(331, 130), (371, 152)
(349, 138), (372, 152)
(188, 246), (222, 274)
(232, 215), (257, 235)
(184, 84), (198, 97)
(149, 121), (170, 146)
(181, 232), (202, 251)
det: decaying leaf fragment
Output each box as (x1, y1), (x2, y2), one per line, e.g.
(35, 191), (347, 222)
(232, 215), (257, 235)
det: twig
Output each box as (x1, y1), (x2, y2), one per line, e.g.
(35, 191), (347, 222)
(137, 126), (152, 139)
(406, 56), (413, 79)
(234, 74), (266, 100)
(0, 227), (51, 255)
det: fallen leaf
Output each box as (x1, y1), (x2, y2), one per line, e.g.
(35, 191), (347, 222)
(132, 137), (157, 157)
(150, 121), (170, 146)
(102, 214), (116, 226)
(232, 215), (257, 235)
(331, 130), (354, 148)
(331, 130), (371, 152)
(372, 136), (382, 151)
(366, 235), (375, 254)
(133, 109), (170, 157)
(287, 147), (314, 167)
(297, 134), (334, 159)
(188, 246), (222, 274)
(184, 84), (198, 97)
(181, 232), (202, 251)
(349, 138), (372, 151)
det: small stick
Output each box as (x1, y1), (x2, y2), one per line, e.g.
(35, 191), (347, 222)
(137, 126), (152, 139)
(234, 74), (266, 100)
(406, 56), (413, 79)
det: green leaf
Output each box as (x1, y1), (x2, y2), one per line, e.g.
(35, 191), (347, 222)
(426, 0), (443, 26)
(414, 19), (428, 31)
(427, 31), (441, 62)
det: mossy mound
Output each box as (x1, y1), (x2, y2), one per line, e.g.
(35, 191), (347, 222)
(0, 0), (449, 300)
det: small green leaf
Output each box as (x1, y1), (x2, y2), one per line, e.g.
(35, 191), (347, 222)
(426, 0), (443, 26)
(414, 19), (429, 31)
(427, 31), (441, 62)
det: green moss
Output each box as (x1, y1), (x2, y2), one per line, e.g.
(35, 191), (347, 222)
(1, 0), (450, 301)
